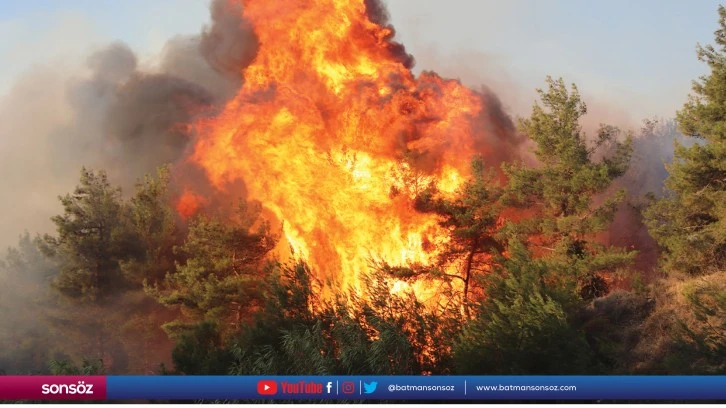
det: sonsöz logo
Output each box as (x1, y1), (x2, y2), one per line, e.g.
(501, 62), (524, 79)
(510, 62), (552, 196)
(41, 381), (94, 395)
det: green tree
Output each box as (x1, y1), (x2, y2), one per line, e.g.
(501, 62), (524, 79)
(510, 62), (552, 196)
(504, 77), (636, 300)
(147, 203), (278, 337)
(39, 168), (139, 362)
(116, 167), (181, 373)
(49, 358), (105, 375)
(454, 239), (594, 374)
(171, 321), (232, 375)
(640, 8), (726, 374)
(226, 262), (323, 376)
(674, 277), (726, 373)
(228, 262), (459, 376)
(168, 261), (320, 375)
(40, 167), (138, 302)
(120, 166), (179, 286)
(172, 261), (459, 376)
(645, 7), (726, 275)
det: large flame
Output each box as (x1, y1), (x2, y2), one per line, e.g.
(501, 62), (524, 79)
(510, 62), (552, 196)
(188, 0), (495, 295)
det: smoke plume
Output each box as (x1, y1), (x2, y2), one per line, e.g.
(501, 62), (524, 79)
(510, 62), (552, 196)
(607, 119), (689, 279)
(0, 0), (257, 251)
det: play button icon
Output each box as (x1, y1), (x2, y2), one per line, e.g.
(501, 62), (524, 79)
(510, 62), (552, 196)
(257, 380), (278, 395)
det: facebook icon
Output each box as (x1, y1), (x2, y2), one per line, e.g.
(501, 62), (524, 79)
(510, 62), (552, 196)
(326, 382), (333, 394)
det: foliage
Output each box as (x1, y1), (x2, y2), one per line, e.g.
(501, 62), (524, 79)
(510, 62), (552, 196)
(167, 261), (461, 376)
(644, 7), (726, 275)
(26, 168), (177, 372)
(619, 272), (726, 374)
(504, 76), (636, 300)
(120, 166), (180, 286)
(39, 168), (138, 302)
(146, 202), (278, 336)
(49, 358), (105, 375)
(673, 276), (726, 372)
(171, 321), (232, 375)
(410, 156), (505, 317)
(454, 239), (594, 374)
(0, 234), (59, 374)
(636, 6), (726, 376)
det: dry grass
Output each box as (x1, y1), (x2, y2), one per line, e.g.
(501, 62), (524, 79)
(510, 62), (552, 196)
(631, 269), (725, 373)
(581, 269), (725, 373)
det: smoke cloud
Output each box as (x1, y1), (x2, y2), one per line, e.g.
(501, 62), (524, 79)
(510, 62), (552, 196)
(0, 0), (257, 251)
(607, 119), (690, 278)
(200, 0), (259, 82)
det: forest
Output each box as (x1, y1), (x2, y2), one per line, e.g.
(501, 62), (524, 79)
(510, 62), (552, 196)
(0, 1), (724, 379)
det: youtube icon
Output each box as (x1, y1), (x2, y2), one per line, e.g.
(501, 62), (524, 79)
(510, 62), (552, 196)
(257, 380), (278, 395)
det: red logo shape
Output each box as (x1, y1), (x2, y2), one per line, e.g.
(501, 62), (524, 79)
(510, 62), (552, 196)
(257, 380), (278, 395)
(342, 381), (355, 394)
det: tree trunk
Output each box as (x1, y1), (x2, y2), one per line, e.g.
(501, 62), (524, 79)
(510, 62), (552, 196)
(462, 238), (479, 320)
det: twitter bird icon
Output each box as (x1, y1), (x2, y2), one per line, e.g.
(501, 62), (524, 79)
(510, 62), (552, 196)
(363, 381), (377, 394)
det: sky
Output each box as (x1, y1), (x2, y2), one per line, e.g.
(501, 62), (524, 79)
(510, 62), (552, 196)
(0, 0), (722, 121)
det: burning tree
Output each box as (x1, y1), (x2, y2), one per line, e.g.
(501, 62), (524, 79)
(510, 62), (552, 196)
(378, 156), (506, 319)
(181, 0), (520, 303)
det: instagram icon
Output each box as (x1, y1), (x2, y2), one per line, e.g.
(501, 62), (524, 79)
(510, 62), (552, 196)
(341, 381), (355, 394)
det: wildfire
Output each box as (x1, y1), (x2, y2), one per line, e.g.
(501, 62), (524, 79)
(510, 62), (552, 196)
(176, 189), (208, 219)
(186, 0), (496, 296)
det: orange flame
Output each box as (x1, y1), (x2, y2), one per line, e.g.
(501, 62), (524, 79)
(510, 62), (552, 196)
(187, 0), (495, 295)
(176, 189), (207, 219)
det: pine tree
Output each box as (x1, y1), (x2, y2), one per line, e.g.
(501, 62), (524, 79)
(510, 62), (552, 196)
(454, 239), (594, 374)
(121, 166), (179, 286)
(504, 77), (636, 300)
(48, 358), (105, 375)
(226, 262), (459, 376)
(40, 168), (138, 302)
(408, 156), (505, 318)
(638, 6), (726, 375)
(147, 202), (278, 337)
(644, 7), (726, 275)
(39, 168), (139, 362)
(116, 166), (180, 373)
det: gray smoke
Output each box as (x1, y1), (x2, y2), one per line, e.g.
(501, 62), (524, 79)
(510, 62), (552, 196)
(200, 0), (259, 81)
(0, 0), (258, 251)
(607, 118), (689, 277)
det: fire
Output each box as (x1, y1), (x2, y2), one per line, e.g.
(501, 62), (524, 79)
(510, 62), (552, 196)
(186, 0), (496, 296)
(176, 189), (207, 219)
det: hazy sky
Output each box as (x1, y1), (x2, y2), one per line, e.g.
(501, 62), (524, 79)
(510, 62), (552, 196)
(0, 0), (722, 121)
